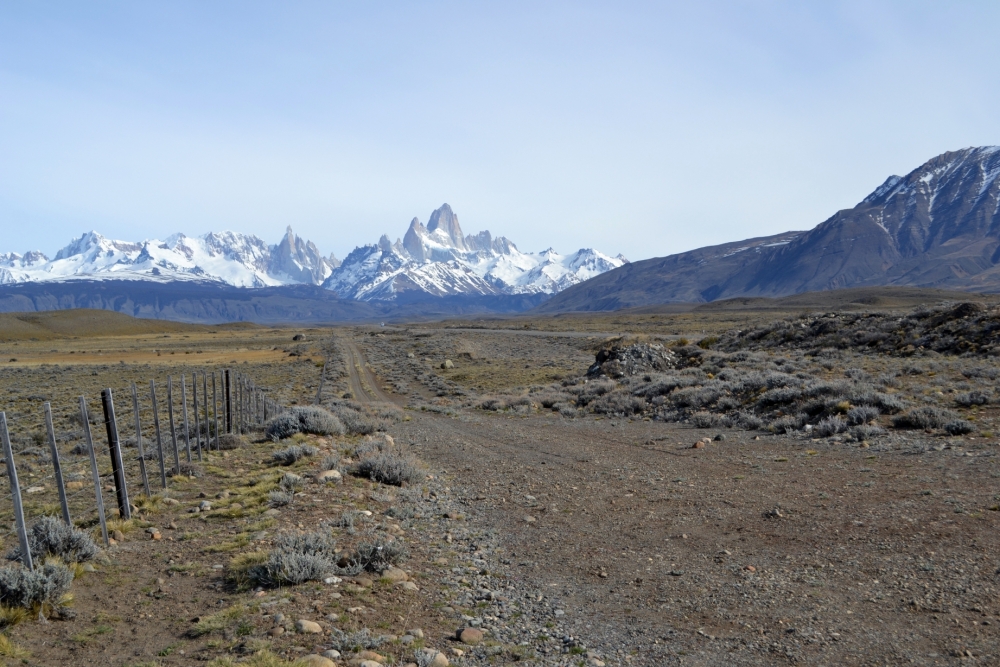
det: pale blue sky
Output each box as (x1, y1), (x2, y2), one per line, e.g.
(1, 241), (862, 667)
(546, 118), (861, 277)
(1, 2), (998, 262)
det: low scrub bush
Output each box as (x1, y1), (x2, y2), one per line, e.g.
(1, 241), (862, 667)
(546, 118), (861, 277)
(267, 490), (293, 507)
(589, 390), (646, 415)
(944, 419), (975, 435)
(534, 392), (572, 409)
(892, 407), (958, 430)
(271, 444), (318, 466)
(350, 535), (409, 572)
(264, 413), (300, 441)
(294, 406), (345, 436)
(690, 412), (720, 428)
(353, 452), (422, 486)
(7, 517), (99, 564)
(847, 406), (880, 425)
(815, 416), (848, 437)
(722, 411), (765, 431)
(955, 391), (990, 407)
(851, 424), (886, 440)
(248, 529), (355, 586)
(328, 628), (389, 653)
(265, 407), (345, 441)
(327, 402), (377, 435)
(0, 563), (73, 610)
(217, 434), (246, 450)
(769, 414), (806, 434)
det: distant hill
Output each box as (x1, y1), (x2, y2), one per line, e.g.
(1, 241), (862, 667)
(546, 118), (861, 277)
(536, 146), (1000, 313)
(0, 309), (212, 341)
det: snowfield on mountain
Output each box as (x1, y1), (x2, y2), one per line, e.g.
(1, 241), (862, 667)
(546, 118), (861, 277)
(0, 204), (626, 302)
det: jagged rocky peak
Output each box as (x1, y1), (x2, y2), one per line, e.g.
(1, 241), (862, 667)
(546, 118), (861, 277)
(323, 202), (628, 301)
(270, 226), (333, 284)
(402, 217), (427, 261)
(426, 203), (467, 250)
(0, 250), (49, 267)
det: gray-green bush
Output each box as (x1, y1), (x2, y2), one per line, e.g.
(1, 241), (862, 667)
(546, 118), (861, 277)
(249, 529), (358, 586)
(0, 563), (74, 609)
(7, 517), (99, 564)
(351, 534), (409, 572)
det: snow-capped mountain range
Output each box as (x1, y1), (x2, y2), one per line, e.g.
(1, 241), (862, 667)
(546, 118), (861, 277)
(0, 228), (338, 289)
(323, 204), (627, 300)
(0, 204), (627, 301)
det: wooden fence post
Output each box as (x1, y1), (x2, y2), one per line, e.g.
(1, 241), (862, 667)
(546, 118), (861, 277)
(1, 412), (34, 570)
(150, 380), (167, 489)
(181, 375), (192, 463)
(43, 403), (71, 526)
(101, 388), (131, 519)
(79, 398), (109, 546)
(130, 382), (151, 497)
(167, 376), (181, 475)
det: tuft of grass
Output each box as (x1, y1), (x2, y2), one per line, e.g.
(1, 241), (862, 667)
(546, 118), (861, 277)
(132, 494), (163, 514)
(189, 604), (247, 637)
(204, 533), (251, 554)
(226, 551), (269, 591)
(106, 518), (137, 535)
(0, 633), (29, 658)
(0, 605), (28, 629)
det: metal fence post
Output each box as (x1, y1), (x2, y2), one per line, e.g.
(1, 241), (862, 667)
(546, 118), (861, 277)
(150, 380), (167, 489)
(79, 398), (109, 546)
(181, 375), (192, 463)
(192, 375), (202, 461)
(202, 371), (210, 453)
(1, 412), (33, 571)
(43, 402), (71, 526)
(167, 376), (181, 475)
(212, 372), (220, 449)
(130, 382), (151, 497)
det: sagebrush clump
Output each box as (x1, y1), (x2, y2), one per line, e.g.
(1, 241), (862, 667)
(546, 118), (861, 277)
(271, 444), (318, 465)
(264, 406), (344, 441)
(0, 563), (74, 610)
(351, 534), (409, 572)
(7, 517), (99, 564)
(353, 451), (422, 486)
(249, 529), (357, 586)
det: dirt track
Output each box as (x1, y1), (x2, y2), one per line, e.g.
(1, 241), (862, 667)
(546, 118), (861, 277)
(340, 336), (396, 404)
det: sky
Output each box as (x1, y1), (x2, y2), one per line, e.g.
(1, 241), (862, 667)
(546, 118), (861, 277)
(1, 1), (999, 263)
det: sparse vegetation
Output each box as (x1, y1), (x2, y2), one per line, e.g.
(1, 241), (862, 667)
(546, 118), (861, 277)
(0, 563), (74, 612)
(351, 534), (409, 572)
(7, 516), (100, 564)
(270, 444), (317, 465)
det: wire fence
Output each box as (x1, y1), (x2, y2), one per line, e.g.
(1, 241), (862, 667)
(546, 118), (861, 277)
(0, 368), (287, 571)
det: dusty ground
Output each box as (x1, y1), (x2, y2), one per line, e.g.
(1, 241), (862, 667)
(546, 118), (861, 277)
(0, 301), (999, 666)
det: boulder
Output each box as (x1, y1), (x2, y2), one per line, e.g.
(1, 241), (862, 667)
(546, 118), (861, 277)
(295, 619), (322, 634)
(458, 627), (484, 645)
